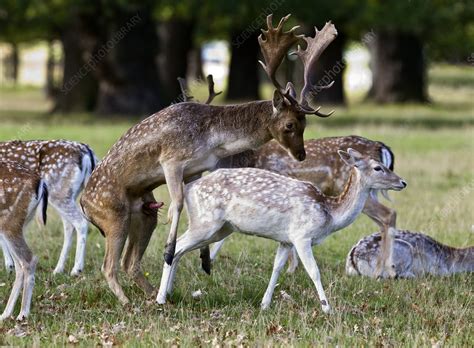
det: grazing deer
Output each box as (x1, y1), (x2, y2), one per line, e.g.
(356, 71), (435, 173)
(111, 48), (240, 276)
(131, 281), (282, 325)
(0, 161), (48, 321)
(206, 136), (398, 277)
(156, 149), (407, 312)
(346, 229), (474, 278)
(0, 140), (97, 276)
(80, 14), (338, 304)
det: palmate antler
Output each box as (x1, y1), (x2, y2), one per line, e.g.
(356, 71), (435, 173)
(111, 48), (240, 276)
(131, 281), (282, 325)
(258, 14), (338, 117)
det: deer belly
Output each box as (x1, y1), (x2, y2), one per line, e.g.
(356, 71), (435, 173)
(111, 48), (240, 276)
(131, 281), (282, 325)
(184, 154), (219, 176)
(224, 201), (291, 242)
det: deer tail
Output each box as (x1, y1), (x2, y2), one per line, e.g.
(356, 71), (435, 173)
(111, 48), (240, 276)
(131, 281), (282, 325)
(35, 180), (48, 226)
(80, 145), (97, 187)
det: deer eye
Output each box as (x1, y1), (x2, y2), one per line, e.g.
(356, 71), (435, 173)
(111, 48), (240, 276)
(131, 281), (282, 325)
(374, 166), (382, 172)
(285, 123), (294, 131)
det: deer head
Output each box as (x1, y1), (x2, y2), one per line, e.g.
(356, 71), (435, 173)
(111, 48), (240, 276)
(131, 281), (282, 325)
(259, 14), (338, 161)
(338, 148), (407, 191)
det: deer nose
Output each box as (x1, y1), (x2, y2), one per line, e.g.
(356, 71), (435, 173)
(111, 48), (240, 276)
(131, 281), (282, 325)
(296, 151), (306, 161)
(401, 180), (407, 188)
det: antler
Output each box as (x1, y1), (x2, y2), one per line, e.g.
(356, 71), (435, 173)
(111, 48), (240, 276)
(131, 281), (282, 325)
(177, 77), (193, 102)
(294, 22), (338, 116)
(205, 74), (222, 105)
(258, 14), (302, 92)
(259, 14), (337, 117)
(177, 75), (221, 105)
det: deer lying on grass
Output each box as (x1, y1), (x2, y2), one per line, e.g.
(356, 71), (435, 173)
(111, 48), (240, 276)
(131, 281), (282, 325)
(346, 230), (474, 278)
(0, 140), (96, 276)
(157, 149), (407, 312)
(80, 14), (338, 304)
(205, 136), (399, 277)
(0, 161), (48, 321)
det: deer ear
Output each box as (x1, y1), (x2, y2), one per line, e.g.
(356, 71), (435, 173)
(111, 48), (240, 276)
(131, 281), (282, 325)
(285, 82), (297, 99)
(347, 148), (363, 161)
(272, 90), (285, 111)
(338, 149), (355, 166)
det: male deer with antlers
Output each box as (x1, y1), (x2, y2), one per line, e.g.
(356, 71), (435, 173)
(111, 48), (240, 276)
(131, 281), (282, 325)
(80, 14), (338, 304)
(0, 140), (96, 276)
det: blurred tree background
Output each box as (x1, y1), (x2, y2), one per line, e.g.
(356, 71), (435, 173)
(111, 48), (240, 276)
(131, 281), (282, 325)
(0, 0), (472, 116)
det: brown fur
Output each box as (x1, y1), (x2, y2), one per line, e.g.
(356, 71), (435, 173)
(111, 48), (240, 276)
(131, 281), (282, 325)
(0, 161), (44, 320)
(80, 98), (314, 304)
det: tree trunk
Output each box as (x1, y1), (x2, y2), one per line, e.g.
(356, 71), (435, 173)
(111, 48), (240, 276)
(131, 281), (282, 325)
(187, 45), (204, 81)
(4, 42), (19, 84)
(45, 40), (57, 98)
(311, 34), (346, 105)
(157, 19), (194, 104)
(370, 31), (427, 103)
(54, 18), (98, 113)
(226, 30), (260, 101)
(95, 8), (165, 115)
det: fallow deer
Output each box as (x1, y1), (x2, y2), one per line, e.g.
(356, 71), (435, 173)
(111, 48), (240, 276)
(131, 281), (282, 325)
(346, 229), (473, 278)
(0, 140), (97, 276)
(156, 149), (407, 312)
(80, 14), (338, 304)
(0, 161), (48, 321)
(206, 136), (398, 277)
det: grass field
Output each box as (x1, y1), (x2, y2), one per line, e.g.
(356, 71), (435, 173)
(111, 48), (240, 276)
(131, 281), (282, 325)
(0, 64), (473, 346)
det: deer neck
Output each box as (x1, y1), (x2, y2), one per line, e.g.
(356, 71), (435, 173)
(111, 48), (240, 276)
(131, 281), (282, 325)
(328, 168), (369, 231)
(445, 246), (474, 273)
(212, 100), (274, 157)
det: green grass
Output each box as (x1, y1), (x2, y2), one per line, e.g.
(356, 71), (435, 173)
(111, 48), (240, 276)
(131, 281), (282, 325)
(0, 64), (473, 346)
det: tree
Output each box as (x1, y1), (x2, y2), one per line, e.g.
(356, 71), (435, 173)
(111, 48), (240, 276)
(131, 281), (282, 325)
(291, 0), (361, 105)
(357, 0), (473, 103)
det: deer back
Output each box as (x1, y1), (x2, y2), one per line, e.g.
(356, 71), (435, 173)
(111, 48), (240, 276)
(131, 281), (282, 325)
(216, 136), (393, 196)
(0, 140), (95, 201)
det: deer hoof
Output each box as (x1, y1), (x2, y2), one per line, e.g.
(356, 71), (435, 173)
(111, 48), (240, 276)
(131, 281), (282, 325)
(53, 267), (65, 275)
(321, 301), (332, 314)
(70, 268), (83, 277)
(163, 252), (174, 266)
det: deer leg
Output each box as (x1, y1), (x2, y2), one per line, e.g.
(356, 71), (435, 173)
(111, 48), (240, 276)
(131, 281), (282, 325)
(50, 199), (89, 276)
(70, 213), (89, 277)
(0, 234), (14, 274)
(53, 217), (74, 274)
(293, 239), (331, 314)
(261, 243), (291, 310)
(158, 221), (228, 303)
(18, 255), (38, 321)
(122, 197), (157, 296)
(199, 238), (226, 275)
(157, 229), (195, 304)
(0, 233), (36, 321)
(209, 239), (226, 261)
(162, 163), (185, 265)
(362, 192), (397, 278)
(102, 216), (130, 305)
